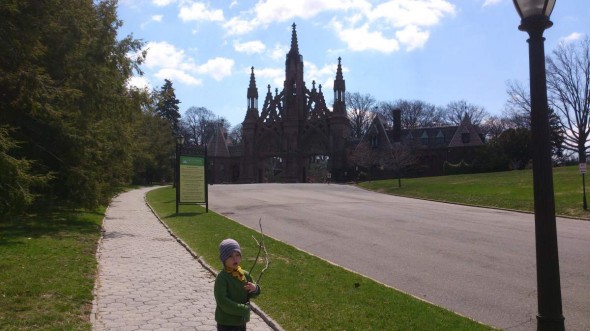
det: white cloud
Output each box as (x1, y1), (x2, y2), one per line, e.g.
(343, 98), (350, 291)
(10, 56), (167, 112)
(328, 0), (454, 53)
(234, 40), (266, 54)
(223, 0), (369, 35)
(223, 17), (259, 36)
(127, 75), (152, 90)
(483, 0), (503, 7)
(395, 25), (430, 51)
(560, 32), (583, 44)
(253, 0), (368, 24)
(144, 41), (197, 71)
(155, 68), (203, 85)
(153, 0), (175, 7)
(143, 41), (233, 85)
(197, 57), (235, 81)
(269, 44), (289, 61)
(332, 22), (400, 53)
(151, 15), (163, 22)
(179, 2), (224, 22)
(370, 0), (456, 28)
(303, 61), (342, 93)
(250, 67), (284, 88)
(222, 0), (453, 53)
(304, 61), (338, 85)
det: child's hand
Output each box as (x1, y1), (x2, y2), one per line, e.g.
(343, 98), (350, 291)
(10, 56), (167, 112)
(244, 282), (257, 293)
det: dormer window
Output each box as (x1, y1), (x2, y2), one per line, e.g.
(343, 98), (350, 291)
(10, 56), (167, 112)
(420, 131), (429, 145)
(436, 130), (445, 145)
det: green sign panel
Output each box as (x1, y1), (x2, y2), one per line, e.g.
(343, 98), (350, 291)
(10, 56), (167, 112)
(179, 155), (205, 203)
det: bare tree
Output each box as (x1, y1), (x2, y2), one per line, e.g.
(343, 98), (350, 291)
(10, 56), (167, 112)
(479, 115), (510, 141)
(546, 35), (590, 162)
(182, 106), (215, 145)
(505, 80), (566, 159)
(504, 80), (532, 128)
(378, 99), (443, 129)
(444, 100), (488, 126)
(382, 143), (417, 188)
(229, 124), (243, 145)
(349, 141), (379, 179)
(346, 91), (376, 139)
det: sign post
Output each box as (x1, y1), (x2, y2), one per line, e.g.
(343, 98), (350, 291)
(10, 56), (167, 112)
(176, 146), (208, 214)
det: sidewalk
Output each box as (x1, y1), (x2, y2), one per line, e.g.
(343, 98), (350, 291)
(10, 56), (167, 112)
(92, 187), (275, 331)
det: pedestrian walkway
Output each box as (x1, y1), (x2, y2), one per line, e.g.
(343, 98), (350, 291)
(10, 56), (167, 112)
(92, 187), (275, 331)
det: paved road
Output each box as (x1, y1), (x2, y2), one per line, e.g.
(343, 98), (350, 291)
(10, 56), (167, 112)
(208, 183), (590, 331)
(92, 187), (275, 331)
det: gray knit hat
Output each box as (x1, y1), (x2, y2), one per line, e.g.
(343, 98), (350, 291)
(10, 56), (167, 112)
(219, 238), (241, 264)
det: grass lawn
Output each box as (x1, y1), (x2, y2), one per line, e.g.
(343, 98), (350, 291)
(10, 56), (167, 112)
(0, 209), (103, 330)
(359, 165), (590, 219)
(147, 187), (495, 331)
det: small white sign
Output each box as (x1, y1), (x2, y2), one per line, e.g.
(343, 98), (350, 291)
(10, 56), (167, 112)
(579, 163), (587, 174)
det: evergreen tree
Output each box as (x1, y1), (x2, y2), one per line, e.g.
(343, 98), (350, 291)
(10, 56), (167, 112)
(0, 127), (52, 216)
(0, 0), (147, 210)
(155, 79), (181, 133)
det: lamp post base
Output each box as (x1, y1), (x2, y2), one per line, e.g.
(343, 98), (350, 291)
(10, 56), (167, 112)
(537, 314), (565, 331)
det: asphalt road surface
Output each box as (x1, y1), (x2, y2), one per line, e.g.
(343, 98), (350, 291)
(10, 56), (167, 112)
(208, 183), (589, 330)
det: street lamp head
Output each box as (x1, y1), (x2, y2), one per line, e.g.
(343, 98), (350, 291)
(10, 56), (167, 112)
(177, 135), (185, 145)
(513, 0), (555, 32)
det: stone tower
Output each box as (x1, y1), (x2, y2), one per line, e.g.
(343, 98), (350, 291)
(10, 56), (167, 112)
(240, 23), (349, 183)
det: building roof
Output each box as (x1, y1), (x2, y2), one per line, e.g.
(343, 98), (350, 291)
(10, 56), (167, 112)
(364, 115), (484, 150)
(207, 125), (231, 158)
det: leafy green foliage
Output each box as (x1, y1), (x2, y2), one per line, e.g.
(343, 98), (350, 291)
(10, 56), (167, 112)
(0, 0), (173, 210)
(155, 79), (181, 133)
(0, 127), (52, 215)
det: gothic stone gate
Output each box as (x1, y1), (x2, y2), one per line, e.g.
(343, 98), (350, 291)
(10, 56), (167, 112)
(240, 24), (349, 183)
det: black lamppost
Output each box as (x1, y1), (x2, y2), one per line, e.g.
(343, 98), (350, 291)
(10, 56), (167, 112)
(512, 1), (565, 330)
(175, 135), (184, 214)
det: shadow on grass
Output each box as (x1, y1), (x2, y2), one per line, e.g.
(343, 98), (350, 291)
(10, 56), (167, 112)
(165, 211), (206, 218)
(0, 210), (103, 246)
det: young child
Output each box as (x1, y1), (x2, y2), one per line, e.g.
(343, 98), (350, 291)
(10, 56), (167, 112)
(214, 238), (260, 331)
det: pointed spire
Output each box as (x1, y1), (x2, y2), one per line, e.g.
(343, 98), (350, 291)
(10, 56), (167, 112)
(289, 22), (299, 55)
(335, 57), (344, 81)
(244, 67), (260, 122)
(333, 57), (346, 114)
(247, 66), (258, 109)
(333, 57), (345, 101)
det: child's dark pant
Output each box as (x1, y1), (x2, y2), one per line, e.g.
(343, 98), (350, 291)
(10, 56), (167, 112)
(217, 324), (246, 331)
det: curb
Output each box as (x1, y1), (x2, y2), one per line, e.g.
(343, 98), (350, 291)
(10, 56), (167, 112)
(90, 191), (122, 330)
(143, 188), (285, 331)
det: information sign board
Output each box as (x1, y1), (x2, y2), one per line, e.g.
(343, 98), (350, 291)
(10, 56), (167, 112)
(180, 156), (206, 202)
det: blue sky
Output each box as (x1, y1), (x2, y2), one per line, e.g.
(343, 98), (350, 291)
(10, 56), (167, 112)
(118, 0), (589, 129)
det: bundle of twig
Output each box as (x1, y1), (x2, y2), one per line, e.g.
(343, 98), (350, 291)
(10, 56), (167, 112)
(248, 218), (270, 284)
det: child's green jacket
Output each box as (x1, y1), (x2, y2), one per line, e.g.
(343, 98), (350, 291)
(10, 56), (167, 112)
(214, 268), (260, 326)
